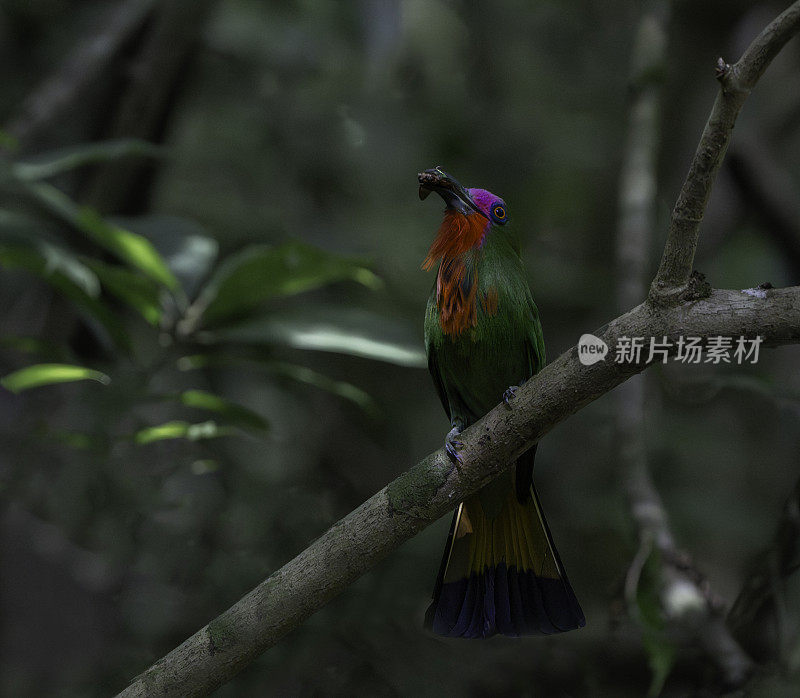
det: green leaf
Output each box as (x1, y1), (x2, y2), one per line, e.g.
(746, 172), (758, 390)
(76, 208), (178, 290)
(83, 259), (163, 326)
(176, 354), (212, 371)
(175, 354), (379, 417)
(22, 181), (178, 290)
(0, 244), (130, 349)
(187, 242), (382, 328)
(268, 361), (379, 416)
(41, 243), (101, 296)
(47, 429), (100, 450)
(134, 420), (233, 445)
(642, 631), (677, 697)
(177, 390), (268, 431)
(111, 214), (218, 299)
(0, 242), (99, 296)
(203, 306), (426, 368)
(1, 363), (110, 393)
(636, 547), (678, 697)
(12, 139), (161, 181)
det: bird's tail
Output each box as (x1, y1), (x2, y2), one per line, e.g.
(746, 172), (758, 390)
(424, 469), (585, 638)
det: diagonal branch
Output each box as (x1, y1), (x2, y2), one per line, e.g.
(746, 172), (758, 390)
(651, 0), (800, 300)
(116, 288), (800, 697)
(4, 0), (158, 151)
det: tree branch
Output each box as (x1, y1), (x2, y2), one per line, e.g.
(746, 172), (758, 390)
(116, 287), (800, 697)
(116, 3), (800, 695)
(651, 0), (800, 300)
(4, 0), (157, 152)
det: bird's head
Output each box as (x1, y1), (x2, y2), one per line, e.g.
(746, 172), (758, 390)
(419, 167), (509, 272)
(418, 166), (509, 228)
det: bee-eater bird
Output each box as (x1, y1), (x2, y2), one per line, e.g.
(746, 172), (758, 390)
(419, 167), (585, 638)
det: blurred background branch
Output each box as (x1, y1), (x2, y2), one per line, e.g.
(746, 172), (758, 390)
(615, 3), (753, 693)
(4, 0), (157, 152)
(729, 477), (800, 666)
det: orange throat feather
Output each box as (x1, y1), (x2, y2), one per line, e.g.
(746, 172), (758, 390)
(422, 210), (488, 336)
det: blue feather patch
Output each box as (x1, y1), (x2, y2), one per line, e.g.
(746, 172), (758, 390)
(426, 562), (585, 639)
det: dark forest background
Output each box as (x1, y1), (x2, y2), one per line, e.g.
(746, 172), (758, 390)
(1, 1), (800, 695)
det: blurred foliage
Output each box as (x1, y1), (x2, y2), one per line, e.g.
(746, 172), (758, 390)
(0, 116), (423, 694)
(0, 133), (422, 406)
(1, 363), (111, 393)
(1, 1), (800, 697)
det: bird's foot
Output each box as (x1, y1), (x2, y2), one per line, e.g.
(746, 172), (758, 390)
(503, 385), (519, 407)
(445, 425), (464, 465)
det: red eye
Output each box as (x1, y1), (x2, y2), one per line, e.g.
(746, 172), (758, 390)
(493, 206), (506, 220)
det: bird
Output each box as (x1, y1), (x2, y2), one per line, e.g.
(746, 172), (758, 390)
(418, 166), (585, 638)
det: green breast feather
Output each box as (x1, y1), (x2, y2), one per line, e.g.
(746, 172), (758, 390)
(424, 226), (545, 426)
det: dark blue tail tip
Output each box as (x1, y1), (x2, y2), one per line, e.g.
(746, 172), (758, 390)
(426, 563), (585, 639)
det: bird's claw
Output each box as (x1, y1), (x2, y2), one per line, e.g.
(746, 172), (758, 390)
(445, 442), (463, 464)
(503, 385), (519, 407)
(445, 426), (464, 465)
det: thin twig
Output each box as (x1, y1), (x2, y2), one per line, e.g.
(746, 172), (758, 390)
(651, 0), (800, 300)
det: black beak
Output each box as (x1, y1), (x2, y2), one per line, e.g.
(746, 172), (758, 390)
(418, 166), (488, 219)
